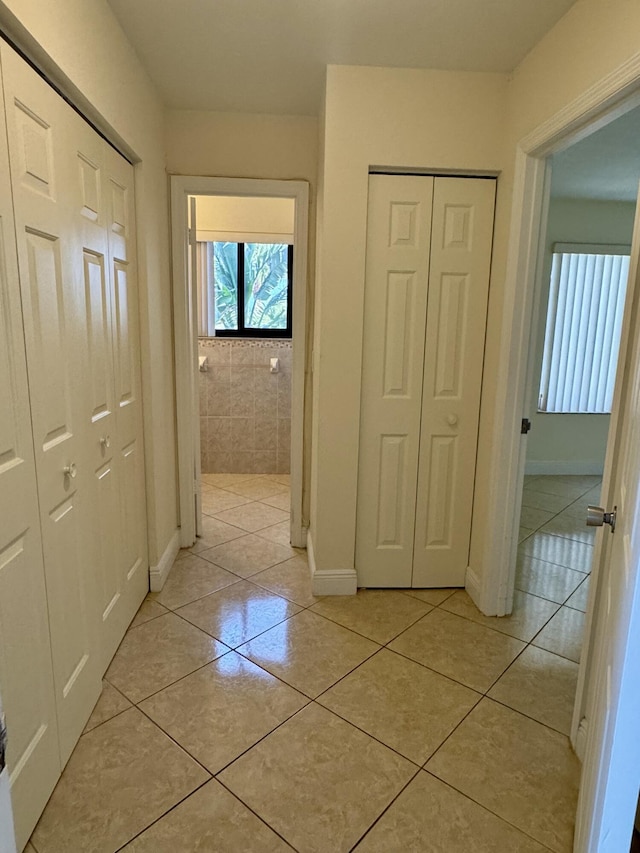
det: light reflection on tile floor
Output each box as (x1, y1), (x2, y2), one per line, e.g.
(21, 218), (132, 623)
(30, 474), (597, 852)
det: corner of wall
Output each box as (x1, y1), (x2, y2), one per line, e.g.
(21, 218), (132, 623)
(149, 529), (180, 592)
(308, 529), (357, 596)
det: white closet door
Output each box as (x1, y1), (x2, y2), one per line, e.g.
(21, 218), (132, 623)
(1, 44), (101, 763)
(0, 59), (60, 851)
(412, 178), (495, 586)
(104, 144), (148, 647)
(356, 175), (434, 587)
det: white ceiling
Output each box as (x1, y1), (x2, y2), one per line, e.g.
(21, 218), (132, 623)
(107, 0), (577, 116)
(551, 106), (640, 202)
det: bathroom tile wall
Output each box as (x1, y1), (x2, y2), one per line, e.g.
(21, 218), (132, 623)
(199, 339), (291, 474)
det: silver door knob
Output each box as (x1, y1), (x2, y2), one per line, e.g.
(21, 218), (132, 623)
(446, 414), (458, 426)
(100, 435), (111, 449)
(587, 505), (616, 533)
(63, 462), (77, 479)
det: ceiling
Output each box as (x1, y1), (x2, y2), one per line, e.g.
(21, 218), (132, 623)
(107, 0), (577, 116)
(551, 106), (640, 202)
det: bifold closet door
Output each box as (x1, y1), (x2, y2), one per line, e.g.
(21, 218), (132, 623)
(356, 174), (495, 588)
(1, 43), (102, 764)
(0, 58), (60, 851)
(356, 175), (435, 586)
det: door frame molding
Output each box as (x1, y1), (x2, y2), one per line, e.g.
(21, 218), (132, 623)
(483, 49), (640, 851)
(170, 175), (309, 549)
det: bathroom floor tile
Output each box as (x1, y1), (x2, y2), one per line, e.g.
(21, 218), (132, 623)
(201, 488), (252, 516)
(106, 613), (228, 703)
(519, 505), (556, 530)
(214, 501), (290, 532)
(388, 609), (525, 693)
(519, 526), (535, 543)
(533, 605), (585, 663)
(252, 555), (320, 607)
(440, 589), (559, 642)
(565, 577), (590, 612)
(539, 514), (596, 544)
(310, 589), (431, 644)
(139, 652), (307, 774)
(177, 580), (300, 647)
(121, 780), (291, 851)
(198, 533), (293, 577)
(354, 771), (550, 853)
(83, 680), (132, 733)
(31, 708), (209, 853)
(488, 645), (579, 734)
(318, 648), (480, 763)
(524, 475), (598, 499)
(218, 703), (415, 853)
(520, 533), (594, 573)
(224, 477), (289, 501)
(259, 491), (292, 511)
(151, 553), (239, 610)
(237, 609), (379, 698)
(426, 699), (580, 852)
(515, 555), (585, 604)
(255, 519), (298, 550)
(521, 489), (575, 514)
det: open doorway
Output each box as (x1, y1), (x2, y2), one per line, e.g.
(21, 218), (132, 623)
(514, 108), (640, 678)
(170, 177), (309, 554)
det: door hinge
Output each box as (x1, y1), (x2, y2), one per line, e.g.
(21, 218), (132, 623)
(521, 418), (532, 435)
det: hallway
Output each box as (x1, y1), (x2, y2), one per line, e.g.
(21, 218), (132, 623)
(27, 475), (593, 852)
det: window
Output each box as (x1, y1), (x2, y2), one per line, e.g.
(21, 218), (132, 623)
(538, 243), (630, 414)
(199, 241), (293, 338)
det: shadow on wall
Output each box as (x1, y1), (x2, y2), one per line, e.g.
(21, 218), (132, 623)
(199, 339), (291, 474)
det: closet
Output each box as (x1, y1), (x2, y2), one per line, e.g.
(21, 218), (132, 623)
(0, 42), (147, 849)
(356, 174), (495, 588)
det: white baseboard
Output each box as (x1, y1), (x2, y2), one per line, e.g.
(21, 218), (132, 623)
(149, 529), (180, 592)
(290, 523), (308, 550)
(308, 530), (357, 596)
(525, 459), (604, 476)
(573, 717), (588, 762)
(465, 566), (483, 611)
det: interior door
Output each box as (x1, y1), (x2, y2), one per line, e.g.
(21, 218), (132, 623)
(0, 51), (60, 849)
(356, 175), (434, 586)
(412, 177), (495, 586)
(574, 187), (640, 852)
(1, 43), (101, 765)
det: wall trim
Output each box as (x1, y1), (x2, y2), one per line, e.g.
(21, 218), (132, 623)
(149, 529), (180, 592)
(465, 566), (483, 611)
(525, 460), (605, 476)
(308, 530), (357, 596)
(574, 717), (588, 763)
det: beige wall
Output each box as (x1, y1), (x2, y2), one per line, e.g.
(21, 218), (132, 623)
(526, 198), (636, 474)
(0, 0), (178, 566)
(310, 65), (509, 575)
(166, 109), (318, 525)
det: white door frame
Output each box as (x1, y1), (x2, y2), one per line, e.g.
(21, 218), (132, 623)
(484, 52), (640, 851)
(170, 176), (309, 549)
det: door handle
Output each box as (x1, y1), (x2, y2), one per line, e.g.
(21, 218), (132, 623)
(100, 435), (111, 449)
(587, 505), (616, 533)
(446, 414), (458, 426)
(63, 462), (77, 479)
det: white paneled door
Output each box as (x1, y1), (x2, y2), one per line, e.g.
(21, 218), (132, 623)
(356, 175), (495, 588)
(0, 58), (59, 851)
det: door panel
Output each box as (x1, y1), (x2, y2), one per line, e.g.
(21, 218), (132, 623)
(0, 57), (59, 851)
(356, 175), (434, 586)
(413, 178), (495, 587)
(2, 43), (101, 766)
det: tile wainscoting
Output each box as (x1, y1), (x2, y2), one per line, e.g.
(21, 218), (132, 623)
(198, 339), (291, 474)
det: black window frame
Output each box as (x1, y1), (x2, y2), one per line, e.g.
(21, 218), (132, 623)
(211, 241), (293, 339)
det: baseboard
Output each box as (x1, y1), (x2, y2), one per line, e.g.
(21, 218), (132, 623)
(308, 530), (357, 596)
(149, 529), (180, 592)
(465, 566), (483, 611)
(525, 459), (604, 475)
(573, 717), (588, 762)
(290, 522), (308, 550)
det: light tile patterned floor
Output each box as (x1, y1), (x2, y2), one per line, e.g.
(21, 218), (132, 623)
(29, 474), (595, 853)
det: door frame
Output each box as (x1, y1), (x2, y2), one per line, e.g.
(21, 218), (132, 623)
(484, 52), (640, 850)
(170, 176), (309, 549)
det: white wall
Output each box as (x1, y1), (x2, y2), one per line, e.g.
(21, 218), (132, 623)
(310, 65), (509, 579)
(526, 198), (636, 474)
(0, 0), (178, 566)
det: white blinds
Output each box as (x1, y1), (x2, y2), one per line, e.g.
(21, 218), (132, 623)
(539, 244), (630, 414)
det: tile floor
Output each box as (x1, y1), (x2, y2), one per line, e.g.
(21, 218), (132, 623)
(28, 474), (599, 853)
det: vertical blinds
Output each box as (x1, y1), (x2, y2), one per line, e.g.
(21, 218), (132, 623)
(539, 244), (630, 414)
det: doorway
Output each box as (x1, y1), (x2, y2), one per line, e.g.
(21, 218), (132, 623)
(170, 177), (309, 553)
